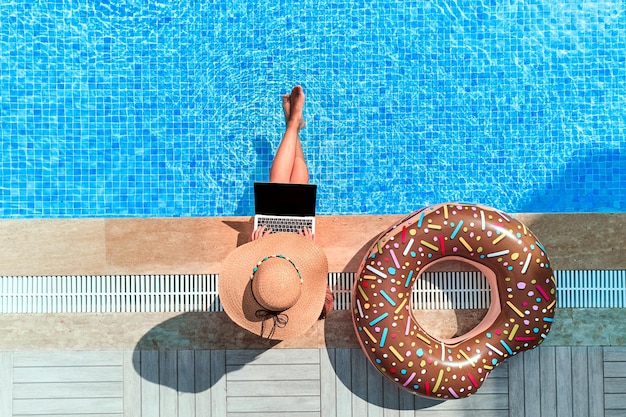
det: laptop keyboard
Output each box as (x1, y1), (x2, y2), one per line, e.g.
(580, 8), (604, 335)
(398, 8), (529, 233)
(256, 216), (314, 234)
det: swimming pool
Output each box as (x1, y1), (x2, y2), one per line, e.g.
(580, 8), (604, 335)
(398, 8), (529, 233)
(1, 0), (624, 218)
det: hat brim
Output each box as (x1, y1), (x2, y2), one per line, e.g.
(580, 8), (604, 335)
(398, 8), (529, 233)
(219, 233), (329, 340)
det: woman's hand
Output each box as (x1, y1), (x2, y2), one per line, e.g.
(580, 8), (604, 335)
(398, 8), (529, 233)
(298, 227), (315, 241)
(250, 225), (271, 241)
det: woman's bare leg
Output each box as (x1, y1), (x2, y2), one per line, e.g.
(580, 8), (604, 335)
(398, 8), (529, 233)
(269, 86), (310, 184)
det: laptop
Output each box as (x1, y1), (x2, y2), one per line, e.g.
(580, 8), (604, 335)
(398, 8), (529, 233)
(253, 182), (317, 234)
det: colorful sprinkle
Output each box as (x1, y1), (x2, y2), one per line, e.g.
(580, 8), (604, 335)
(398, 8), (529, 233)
(492, 233), (507, 245)
(369, 312), (389, 326)
(500, 340), (513, 355)
(486, 342), (504, 356)
(394, 298), (407, 314)
(506, 301), (525, 318)
(380, 328), (389, 347)
(432, 369), (444, 392)
(379, 290), (397, 307)
(487, 249), (510, 258)
(366, 265), (387, 279)
(403, 372), (416, 387)
(459, 237), (473, 252)
(403, 238), (415, 256)
(389, 345), (404, 362)
(420, 240), (439, 251)
(450, 220), (464, 239)
(536, 284), (550, 300)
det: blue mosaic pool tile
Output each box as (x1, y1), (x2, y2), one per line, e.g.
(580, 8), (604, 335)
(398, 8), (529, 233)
(0, 0), (624, 218)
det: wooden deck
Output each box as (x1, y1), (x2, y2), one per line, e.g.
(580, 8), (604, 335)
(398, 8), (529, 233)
(1, 346), (625, 417)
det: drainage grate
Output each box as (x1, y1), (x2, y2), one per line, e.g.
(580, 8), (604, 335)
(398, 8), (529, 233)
(557, 270), (626, 308)
(0, 275), (221, 314)
(0, 270), (624, 313)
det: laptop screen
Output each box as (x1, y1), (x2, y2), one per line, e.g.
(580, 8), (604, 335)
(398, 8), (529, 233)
(253, 182), (317, 216)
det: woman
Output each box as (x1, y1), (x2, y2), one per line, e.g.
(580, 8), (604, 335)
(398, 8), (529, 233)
(251, 85), (333, 319)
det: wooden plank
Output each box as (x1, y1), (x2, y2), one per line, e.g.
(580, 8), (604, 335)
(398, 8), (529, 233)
(604, 362), (626, 378)
(228, 413), (319, 417)
(556, 346), (573, 417)
(508, 353), (525, 417)
(159, 350), (178, 416)
(227, 348), (320, 365)
(194, 350), (212, 417)
(320, 348), (337, 417)
(588, 346), (604, 417)
(605, 378), (626, 393)
(464, 392), (510, 409)
(351, 349), (369, 416)
(398, 390), (415, 417)
(479, 362), (509, 394)
(605, 393), (626, 410)
(13, 351), (123, 367)
(489, 361), (509, 378)
(417, 412), (513, 417)
(226, 396), (321, 413)
(413, 393), (443, 412)
(13, 382), (122, 399)
(140, 351), (160, 417)
(228, 380), (320, 397)
(523, 348), (541, 417)
(572, 347), (589, 417)
(178, 350), (196, 417)
(0, 352), (13, 417)
(13, 398), (122, 415)
(13, 365), (122, 383)
(539, 346), (558, 417)
(413, 393), (508, 410)
(477, 376), (509, 395)
(335, 349), (352, 417)
(225, 349), (264, 365)
(382, 376), (400, 414)
(210, 350), (227, 417)
(11, 415), (121, 417)
(604, 347), (626, 362)
(367, 357), (385, 417)
(123, 351), (142, 417)
(226, 363), (320, 381)
(469, 392), (509, 410)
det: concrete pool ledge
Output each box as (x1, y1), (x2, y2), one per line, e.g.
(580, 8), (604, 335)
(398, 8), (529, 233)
(0, 308), (624, 351)
(1, 213), (625, 351)
(1, 213), (625, 275)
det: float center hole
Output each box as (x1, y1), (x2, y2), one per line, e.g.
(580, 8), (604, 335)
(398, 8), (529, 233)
(411, 260), (493, 341)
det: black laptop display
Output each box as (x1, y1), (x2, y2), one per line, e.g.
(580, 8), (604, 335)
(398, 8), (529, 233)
(253, 182), (317, 234)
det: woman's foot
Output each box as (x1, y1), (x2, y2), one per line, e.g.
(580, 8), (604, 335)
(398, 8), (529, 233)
(282, 86), (306, 130)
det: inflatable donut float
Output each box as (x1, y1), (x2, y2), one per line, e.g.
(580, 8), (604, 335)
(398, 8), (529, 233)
(351, 203), (556, 399)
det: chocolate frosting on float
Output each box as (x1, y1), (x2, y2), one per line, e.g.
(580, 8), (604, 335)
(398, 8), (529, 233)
(351, 203), (556, 399)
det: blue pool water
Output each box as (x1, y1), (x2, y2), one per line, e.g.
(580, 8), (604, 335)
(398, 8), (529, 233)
(1, 1), (625, 218)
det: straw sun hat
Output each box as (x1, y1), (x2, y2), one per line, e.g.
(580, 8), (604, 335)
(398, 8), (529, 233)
(219, 232), (329, 340)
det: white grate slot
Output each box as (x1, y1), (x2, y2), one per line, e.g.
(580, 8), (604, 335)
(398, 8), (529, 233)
(1, 270), (624, 313)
